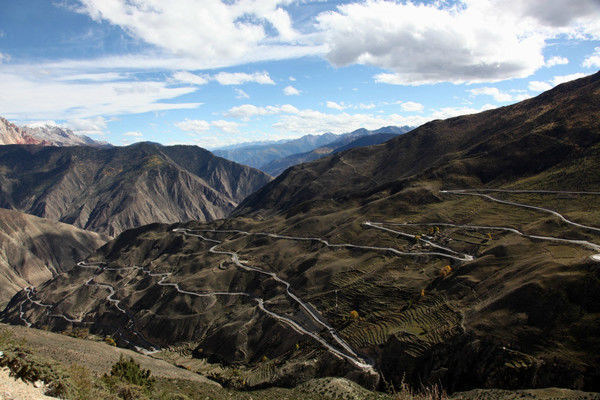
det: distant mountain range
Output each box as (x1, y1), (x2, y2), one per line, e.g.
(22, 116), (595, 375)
(0, 142), (271, 236)
(213, 126), (412, 173)
(261, 127), (411, 176)
(0, 117), (108, 147)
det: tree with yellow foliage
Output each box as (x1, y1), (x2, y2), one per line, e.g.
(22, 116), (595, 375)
(349, 310), (359, 320)
(439, 265), (453, 278)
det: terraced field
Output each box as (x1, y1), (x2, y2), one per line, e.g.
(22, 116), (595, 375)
(4, 186), (600, 392)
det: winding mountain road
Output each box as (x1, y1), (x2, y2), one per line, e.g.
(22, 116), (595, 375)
(442, 189), (600, 234)
(15, 187), (600, 376)
(173, 228), (374, 371)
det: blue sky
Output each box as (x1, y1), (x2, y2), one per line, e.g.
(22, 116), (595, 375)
(1, 0), (599, 148)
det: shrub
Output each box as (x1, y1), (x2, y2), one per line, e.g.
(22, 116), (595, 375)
(104, 336), (117, 346)
(106, 355), (154, 390)
(70, 328), (89, 339)
(439, 265), (452, 278)
(349, 310), (359, 320)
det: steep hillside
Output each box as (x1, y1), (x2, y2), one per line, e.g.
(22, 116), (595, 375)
(262, 129), (408, 176)
(4, 73), (600, 394)
(236, 72), (600, 216)
(0, 142), (271, 236)
(0, 209), (108, 304)
(0, 118), (106, 147)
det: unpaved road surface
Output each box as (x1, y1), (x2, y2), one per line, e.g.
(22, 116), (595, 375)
(0, 367), (54, 400)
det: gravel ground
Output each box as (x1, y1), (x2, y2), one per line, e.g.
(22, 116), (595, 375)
(0, 324), (218, 386)
(0, 367), (54, 400)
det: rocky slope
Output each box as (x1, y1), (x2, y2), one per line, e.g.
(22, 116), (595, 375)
(0, 142), (271, 236)
(0, 118), (106, 147)
(0, 117), (49, 145)
(4, 73), (600, 394)
(0, 209), (108, 305)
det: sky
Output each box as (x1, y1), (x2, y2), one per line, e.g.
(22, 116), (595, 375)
(0, 0), (599, 149)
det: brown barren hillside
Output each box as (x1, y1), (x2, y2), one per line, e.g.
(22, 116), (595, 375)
(3, 73), (600, 395)
(0, 142), (271, 236)
(0, 209), (108, 304)
(236, 71), (600, 216)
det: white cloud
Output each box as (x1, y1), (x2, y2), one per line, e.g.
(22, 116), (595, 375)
(583, 47), (600, 68)
(224, 104), (299, 120)
(272, 109), (421, 135)
(175, 119), (211, 133)
(234, 88), (250, 99)
(527, 72), (589, 93)
(429, 104), (497, 120)
(0, 52), (11, 63)
(56, 72), (126, 82)
(544, 56), (569, 67)
(326, 101), (346, 110)
(528, 81), (553, 92)
(63, 117), (109, 136)
(211, 120), (240, 134)
(172, 70), (274, 86)
(283, 85), (300, 95)
(175, 118), (239, 134)
(399, 101), (424, 112)
(289, 76), (296, 81)
(213, 71), (275, 85)
(124, 131), (143, 137)
(551, 73), (587, 85)
(469, 87), (515, 102)
(272, 104), (497, 136)
(0, 72), (201, 120)
(358, 103), (376, 110)
(75, 0), (315, 68)
(172, 71), (209, 85)
(318, 0), (600, 86)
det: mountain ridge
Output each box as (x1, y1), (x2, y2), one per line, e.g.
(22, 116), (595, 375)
(213, 126), (412, 171)
(0, 117), (107, 147)
(0, 142), (272, 236)
(262, 127), (411, 176)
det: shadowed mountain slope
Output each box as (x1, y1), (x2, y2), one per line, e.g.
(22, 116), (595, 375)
(0, 208), (108, 304)
(0, 142), (271, 236)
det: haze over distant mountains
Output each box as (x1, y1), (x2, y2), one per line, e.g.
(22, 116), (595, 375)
(0, 142), (271, 236)
(213, 126), (412, 173)
(261, 127), (412, 176)
(0, 117), (107, 147)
